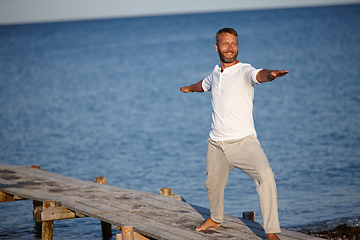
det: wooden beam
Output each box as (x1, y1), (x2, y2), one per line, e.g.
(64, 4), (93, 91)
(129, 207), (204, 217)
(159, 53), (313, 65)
(0, 191), (15, 202)
(0, 191), (25, 202)
(13, 195), (25, 200)
(33, 206), (84, 222)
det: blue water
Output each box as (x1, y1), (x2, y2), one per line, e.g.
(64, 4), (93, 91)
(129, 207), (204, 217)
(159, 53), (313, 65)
(1, 4), (360, 239)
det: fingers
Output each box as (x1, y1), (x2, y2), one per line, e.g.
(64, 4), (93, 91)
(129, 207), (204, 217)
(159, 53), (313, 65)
(273, 70), (289, 78)
(180, 86), (191, 93)
(279, 70), (289, 76)
(267, 70), (288, 82)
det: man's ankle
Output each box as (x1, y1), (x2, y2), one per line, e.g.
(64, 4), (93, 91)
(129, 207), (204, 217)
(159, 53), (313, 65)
(266, 233), (280, 240)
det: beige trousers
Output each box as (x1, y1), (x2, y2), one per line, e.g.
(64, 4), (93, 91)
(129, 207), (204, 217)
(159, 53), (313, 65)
(205, 135), (281, 234)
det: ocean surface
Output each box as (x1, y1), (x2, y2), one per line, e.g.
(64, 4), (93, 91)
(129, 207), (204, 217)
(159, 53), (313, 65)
(1, 4), (359, 239)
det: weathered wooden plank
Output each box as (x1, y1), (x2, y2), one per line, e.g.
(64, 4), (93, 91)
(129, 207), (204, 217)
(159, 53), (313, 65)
(61, 200), (212, 240)
(0, 165), (132, 194)
(85, 188), (268, 239)
(0, 165), (99, 192)
(61, 197), (263, 240)
(66, 198), (258, 240)
(92, 196), (264, 239)
(0, 165), (132, 196)
(94, 189), (266, 238)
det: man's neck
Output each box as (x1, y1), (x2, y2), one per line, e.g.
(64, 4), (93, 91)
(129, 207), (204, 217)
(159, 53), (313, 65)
(220, 59), (239, 72)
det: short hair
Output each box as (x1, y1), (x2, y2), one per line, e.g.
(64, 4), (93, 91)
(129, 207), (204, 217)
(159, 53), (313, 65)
(215, 28), (238, 46)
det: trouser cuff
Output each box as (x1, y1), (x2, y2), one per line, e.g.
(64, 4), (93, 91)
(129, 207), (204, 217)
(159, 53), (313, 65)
(264, 227), (281, 234)
(210, 216), (223, 224)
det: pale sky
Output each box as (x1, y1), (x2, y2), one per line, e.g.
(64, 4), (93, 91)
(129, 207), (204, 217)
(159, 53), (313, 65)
(1, 0), (360, 25)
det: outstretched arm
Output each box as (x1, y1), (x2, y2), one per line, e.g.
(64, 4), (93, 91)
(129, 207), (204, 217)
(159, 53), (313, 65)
(180, 80), (204, 93)
(256, 69), (289, 83)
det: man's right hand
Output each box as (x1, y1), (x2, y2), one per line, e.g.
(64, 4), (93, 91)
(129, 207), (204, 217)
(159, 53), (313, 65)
(180, 86), (192, 93)
(180, 80), (204, 93)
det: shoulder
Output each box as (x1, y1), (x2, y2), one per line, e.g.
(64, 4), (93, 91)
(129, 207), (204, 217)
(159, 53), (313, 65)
(237, 62), (253, 69)
(236, 62), (259, 74)
(208, 64), (221, 78)
(213, 64), (221, 72)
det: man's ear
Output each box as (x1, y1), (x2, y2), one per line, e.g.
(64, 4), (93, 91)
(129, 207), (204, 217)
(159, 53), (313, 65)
(215, 43), (218, 52)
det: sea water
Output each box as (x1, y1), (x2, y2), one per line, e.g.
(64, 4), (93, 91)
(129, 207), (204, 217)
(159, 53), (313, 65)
(0, 4), (359, 239)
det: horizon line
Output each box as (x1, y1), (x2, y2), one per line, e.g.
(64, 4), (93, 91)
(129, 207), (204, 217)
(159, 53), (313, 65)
(1, 0), (359, 26)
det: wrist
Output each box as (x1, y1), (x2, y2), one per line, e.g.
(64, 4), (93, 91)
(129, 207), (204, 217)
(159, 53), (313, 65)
(266, 73), (276, 81)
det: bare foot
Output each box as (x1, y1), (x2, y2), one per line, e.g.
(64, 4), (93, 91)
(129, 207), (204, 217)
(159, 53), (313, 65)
(266, 233), (280, 240)
(195, 218), (221, 231)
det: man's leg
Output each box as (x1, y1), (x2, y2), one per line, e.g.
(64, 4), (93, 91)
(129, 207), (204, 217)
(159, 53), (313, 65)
(246, 167), (281, 237)
(224, 135), (281, 235)
(196, 139), (232, 231)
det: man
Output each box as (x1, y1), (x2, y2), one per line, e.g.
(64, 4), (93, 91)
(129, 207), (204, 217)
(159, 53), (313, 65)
(180, 28), (288, 240)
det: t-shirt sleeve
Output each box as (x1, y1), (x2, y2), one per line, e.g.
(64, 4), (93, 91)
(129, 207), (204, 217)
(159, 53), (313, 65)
(243, 64), (262, 85)
(202, 73), (212, 92)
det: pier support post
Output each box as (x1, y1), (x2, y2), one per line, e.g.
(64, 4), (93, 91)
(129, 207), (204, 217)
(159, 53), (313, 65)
(243, 211), (255, 221)
(33, 200), (43, 237)
(96, 176), (107, 185)
(42, 220), (54, 240)
(95, 176), (112, 239)
(159, 187), (186, 202)
(31, 165), (44, 237)
(41, 201), (55, 240)
(119, 226), (134, 240)
(159, 188), (172, 196)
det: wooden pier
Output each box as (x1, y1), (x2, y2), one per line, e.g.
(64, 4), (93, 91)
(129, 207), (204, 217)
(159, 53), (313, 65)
(0, 164), (320, 240)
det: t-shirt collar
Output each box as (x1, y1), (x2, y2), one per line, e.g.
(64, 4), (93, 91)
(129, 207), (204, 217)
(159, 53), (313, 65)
(217, 62), (241, 73)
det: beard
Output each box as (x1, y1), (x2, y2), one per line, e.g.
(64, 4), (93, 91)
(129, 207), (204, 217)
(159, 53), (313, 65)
(217, 48), (238, 63)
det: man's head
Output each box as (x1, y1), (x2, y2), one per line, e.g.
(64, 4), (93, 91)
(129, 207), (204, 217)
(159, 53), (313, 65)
(215, 28), (238, 46)
(215, 28), (239, 64)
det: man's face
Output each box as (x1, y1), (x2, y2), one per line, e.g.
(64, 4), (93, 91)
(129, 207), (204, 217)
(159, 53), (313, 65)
(215, 33), (239, 63)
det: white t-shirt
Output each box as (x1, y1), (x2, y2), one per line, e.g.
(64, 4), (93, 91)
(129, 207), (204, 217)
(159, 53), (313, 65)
(202, 62), (261, 141)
